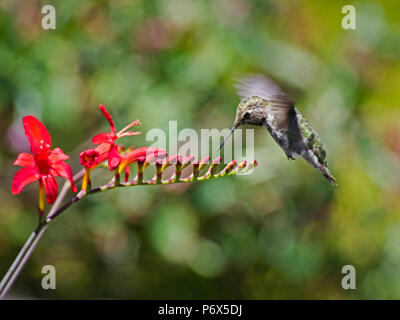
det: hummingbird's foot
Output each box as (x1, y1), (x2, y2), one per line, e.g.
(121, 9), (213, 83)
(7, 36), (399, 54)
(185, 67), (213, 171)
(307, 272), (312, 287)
(286, 154), (295, 161)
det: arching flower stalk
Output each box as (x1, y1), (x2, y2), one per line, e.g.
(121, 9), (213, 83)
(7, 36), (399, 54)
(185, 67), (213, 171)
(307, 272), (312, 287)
(0, 104), (258, 299)
(92, 157), (257, 192)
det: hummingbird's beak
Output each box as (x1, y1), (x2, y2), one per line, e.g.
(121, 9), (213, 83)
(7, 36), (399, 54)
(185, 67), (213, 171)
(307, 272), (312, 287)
(218, 126), (237, 151)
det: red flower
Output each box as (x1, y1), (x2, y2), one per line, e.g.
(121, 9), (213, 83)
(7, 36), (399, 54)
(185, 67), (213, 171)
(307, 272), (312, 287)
(79, 143), (111, 169)
(79, 105), (166, 185)
(11, 116), (77, 204)
(79, 149), (100, 168)
(91, 104), (141, 170)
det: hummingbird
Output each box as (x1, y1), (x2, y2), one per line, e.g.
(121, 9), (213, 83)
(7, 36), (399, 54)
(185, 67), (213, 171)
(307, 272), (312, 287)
(219, 75), (336, 185)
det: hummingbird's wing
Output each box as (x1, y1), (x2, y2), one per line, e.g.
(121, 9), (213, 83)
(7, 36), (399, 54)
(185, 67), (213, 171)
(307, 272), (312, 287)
(235, 75), (295, 128)
(235, 75), (293, 104)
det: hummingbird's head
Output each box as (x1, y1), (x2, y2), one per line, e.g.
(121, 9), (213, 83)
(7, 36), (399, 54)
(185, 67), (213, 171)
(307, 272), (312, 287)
(218, 96), (268, 151)
(233, 96), (268, 128)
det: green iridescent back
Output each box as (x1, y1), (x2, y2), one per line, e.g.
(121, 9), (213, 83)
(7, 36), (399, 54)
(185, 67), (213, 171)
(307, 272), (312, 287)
(295, 109), (327, 165)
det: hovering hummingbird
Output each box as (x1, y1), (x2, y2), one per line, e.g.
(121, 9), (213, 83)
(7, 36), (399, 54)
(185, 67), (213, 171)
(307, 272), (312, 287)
(219, 75), (336, 185)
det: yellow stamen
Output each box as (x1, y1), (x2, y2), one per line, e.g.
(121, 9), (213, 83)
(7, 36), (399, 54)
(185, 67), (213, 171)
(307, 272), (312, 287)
(118, 163), (125, 174)
(81, 168), (92, 191)
(38, 183), (45, 214)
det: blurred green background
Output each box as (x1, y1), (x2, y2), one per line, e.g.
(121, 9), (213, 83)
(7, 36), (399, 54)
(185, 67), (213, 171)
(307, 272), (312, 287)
(1, 0), (400, 299)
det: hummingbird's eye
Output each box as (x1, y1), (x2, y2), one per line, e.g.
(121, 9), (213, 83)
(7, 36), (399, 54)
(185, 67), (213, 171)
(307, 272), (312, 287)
(244, 111), (250, 119)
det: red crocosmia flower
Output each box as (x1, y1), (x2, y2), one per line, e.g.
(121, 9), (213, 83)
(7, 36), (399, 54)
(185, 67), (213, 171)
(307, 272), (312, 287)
(79, 143), (111, 169)
(11, 116), (77, 204)
(92, 105), (142, 170)
(79, 149), (100, 168)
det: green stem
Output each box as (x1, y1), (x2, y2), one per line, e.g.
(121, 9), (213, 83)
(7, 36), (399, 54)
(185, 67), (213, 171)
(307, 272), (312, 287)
(0, 169), (85, 299)
(0, 222), (45, 299)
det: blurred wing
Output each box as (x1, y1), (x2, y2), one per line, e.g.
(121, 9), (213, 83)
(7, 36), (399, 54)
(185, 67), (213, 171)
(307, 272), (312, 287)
(235, 75), (295, 128)
(235, 74), (293, 107)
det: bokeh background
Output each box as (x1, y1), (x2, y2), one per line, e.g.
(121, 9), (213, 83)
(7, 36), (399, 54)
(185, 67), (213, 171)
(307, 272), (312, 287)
(1, 0), (400, 299)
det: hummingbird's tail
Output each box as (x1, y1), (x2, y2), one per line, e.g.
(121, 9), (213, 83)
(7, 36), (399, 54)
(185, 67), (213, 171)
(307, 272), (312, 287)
(321, 167), (337, 186)
(302, 150), (337, 186)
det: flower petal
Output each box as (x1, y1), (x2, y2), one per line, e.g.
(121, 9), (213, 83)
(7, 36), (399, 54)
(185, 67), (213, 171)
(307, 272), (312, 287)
(23, 116), (52, 155)
(14, 153), (35, 167)
(108, 144), (122, 170)
(124, 165), (130, 182)
(41, 174), (58, 204)
(122, 147), (167, 166)
(51, 162), (77, 192)
(94, 143), (112, 164)
(80, 149), (100, 168)
(92, 132), (114, 145)
(99, 104), (116, 136)
(48, 148), (69, 163)
(11, 167), (40, 195)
